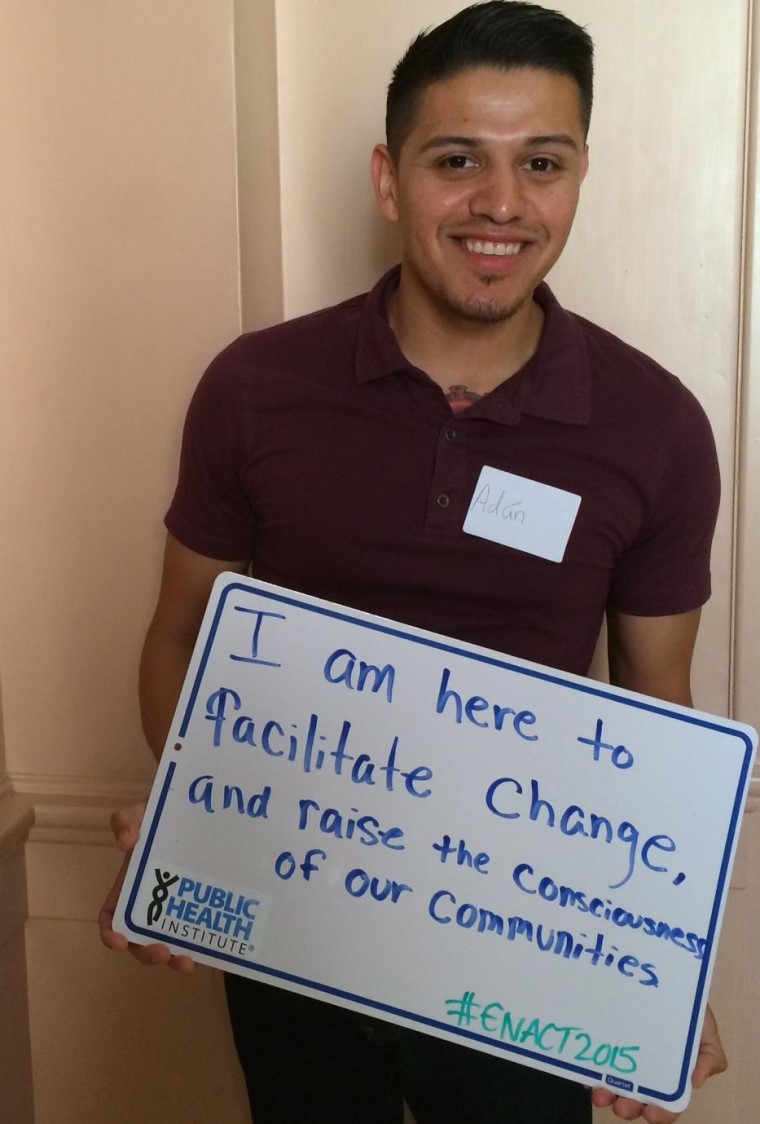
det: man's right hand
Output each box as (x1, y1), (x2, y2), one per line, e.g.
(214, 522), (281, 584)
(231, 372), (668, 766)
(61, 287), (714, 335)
(98, 802), (196, 973)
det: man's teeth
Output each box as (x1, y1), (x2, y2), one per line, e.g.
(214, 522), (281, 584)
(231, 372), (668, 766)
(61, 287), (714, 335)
(464, 240), (522, 256)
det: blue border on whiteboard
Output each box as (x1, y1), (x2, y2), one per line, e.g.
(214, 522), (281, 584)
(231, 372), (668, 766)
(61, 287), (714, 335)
(125, 579), (756, 1104)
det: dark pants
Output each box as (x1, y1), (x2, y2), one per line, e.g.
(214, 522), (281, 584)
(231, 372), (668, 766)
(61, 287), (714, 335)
(225, 975), (592, 1124)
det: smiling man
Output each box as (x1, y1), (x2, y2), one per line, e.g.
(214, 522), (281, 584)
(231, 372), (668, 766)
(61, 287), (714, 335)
(101, 4), (727, 1122)
(373, 66), (588, 358)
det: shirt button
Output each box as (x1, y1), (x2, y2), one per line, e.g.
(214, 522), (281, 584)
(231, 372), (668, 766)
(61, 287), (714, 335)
(445, 428), (457, 441)
(436, 494), (451, 508)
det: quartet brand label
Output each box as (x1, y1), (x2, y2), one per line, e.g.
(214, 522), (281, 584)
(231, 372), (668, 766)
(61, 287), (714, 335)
(114, 576), (756, 1113)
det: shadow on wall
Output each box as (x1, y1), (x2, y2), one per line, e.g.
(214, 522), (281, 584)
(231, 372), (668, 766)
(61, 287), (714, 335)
(0, 669), (7, 787)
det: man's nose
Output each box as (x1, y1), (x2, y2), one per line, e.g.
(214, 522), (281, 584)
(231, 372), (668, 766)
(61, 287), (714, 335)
(468, 167), (525, 223)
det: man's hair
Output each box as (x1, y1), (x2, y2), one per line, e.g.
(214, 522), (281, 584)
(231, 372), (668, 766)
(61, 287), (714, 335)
(386, 1), (594, 159)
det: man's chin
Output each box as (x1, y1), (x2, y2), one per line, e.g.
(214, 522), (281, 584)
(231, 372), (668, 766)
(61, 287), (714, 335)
(447, 291), (528, 325)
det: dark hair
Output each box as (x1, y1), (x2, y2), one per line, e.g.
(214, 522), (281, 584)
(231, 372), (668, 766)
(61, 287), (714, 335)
(386, 1), (594, 159)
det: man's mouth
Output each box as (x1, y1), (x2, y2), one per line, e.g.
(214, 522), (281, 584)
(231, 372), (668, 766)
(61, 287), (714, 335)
(463, 240), (524, 257)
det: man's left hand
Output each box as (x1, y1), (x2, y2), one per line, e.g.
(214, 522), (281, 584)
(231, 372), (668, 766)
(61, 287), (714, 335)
(590, 1005), (727, 1121)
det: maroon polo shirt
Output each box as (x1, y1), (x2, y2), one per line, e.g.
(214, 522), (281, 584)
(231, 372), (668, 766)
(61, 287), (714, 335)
(166, 267), (719, 676)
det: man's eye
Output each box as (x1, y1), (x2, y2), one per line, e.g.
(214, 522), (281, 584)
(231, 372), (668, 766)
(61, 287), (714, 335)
(525, 156), (558, 173)
(442, 154), (476, 170)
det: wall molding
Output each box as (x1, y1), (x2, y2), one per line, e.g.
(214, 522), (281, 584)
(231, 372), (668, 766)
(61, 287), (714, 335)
(12, 775), (151, 845)
(12, 771), (151, 801)
(13, 775), (760, 845)
(0, 791), (34, 863)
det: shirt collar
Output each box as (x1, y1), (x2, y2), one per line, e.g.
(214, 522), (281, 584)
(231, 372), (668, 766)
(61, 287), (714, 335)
(354, 267), (412, 383)
(354, 265), (590, 426)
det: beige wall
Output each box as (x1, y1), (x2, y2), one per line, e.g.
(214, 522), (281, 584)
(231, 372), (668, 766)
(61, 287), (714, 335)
(736, 1), (760, 739)
(0, 1), (246, 1119)
(0, 0), (757, 1121)
(235, 0), (284, 331)
(0, 0), (241, 793)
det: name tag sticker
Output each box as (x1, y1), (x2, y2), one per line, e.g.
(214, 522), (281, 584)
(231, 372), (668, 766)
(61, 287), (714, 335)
(463, 465), (581, 563)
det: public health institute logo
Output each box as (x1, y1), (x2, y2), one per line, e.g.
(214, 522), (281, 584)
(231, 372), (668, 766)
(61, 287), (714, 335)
(145, 865), (262, 959)
(148, 868), (179, 925)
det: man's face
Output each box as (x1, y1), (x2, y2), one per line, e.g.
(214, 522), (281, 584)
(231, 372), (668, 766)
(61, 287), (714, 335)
(372, 66), (589, 325)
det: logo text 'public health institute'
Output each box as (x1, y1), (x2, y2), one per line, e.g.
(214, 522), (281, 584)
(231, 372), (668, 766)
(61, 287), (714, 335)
(147, 868), (259, 956)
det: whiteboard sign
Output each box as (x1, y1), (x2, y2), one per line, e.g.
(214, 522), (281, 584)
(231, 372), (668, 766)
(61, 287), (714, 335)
(114, 576), (756, 1112)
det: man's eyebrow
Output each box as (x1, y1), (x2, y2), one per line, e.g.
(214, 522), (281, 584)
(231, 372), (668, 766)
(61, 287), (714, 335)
(525, 134), (580, 151)
(417, 132), (581, 155)
(417, 135), (482, 154)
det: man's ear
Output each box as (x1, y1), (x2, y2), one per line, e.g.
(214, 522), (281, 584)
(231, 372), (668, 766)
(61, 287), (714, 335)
(580, 143), (589, 185)
(370, 144), (400, 222)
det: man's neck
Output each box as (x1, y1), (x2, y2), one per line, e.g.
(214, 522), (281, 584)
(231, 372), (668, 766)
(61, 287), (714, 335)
(387, 282), (545, 397)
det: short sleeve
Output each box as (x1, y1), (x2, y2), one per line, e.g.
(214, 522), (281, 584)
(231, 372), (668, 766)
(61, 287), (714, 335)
(164, 346), (257, 561)
(607, 389), (720, 616)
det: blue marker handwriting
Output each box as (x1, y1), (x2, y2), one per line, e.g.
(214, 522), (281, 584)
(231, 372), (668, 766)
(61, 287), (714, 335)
(203, 688), (433, 799)
(324, 648), (395, 703)
(435, 667), (538, 741)
(432, 833), (490, 874)
(485, 775), (679, 890)
(297, 796), (406, 851)
(512, 862), (706, 960)
(429, 890), (658, 987)
(188, 775), (271, 819)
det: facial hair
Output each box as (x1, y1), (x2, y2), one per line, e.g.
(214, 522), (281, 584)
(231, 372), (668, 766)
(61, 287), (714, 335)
(441, 273), (529, 324)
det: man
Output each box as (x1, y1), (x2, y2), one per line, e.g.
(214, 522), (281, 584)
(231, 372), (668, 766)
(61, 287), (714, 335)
(100, 3), (727, 1121)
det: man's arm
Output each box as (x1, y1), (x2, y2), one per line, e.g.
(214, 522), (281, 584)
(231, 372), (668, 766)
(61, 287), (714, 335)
(99, 533), (250, 968)
(139, 533), (249, 758)
(606, 607), (700, 706)
(590, 608), (727, 1121)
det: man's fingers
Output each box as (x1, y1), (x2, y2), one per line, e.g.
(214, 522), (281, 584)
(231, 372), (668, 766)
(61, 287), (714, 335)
(100, 801), (195, 973)
(693, 1006), (728, 1088)
(130, 943), (196, 973)
(609, 1097), (644, 1120)
(692, 1050), (727, 1090)
(168, 955), (196, 974)
(99, 925), (129, 953)
(641, 1108), (678, 1124)
(591, 1089), (643, 1118)
(591, 1088), (616, 1109)
(591, 1089), (679, 1123)
(110, 802), (146, 852)
(100, 888), (196, 973)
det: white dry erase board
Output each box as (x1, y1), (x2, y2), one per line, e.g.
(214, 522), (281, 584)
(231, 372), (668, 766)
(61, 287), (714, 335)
(114, 576), (756, 1112)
